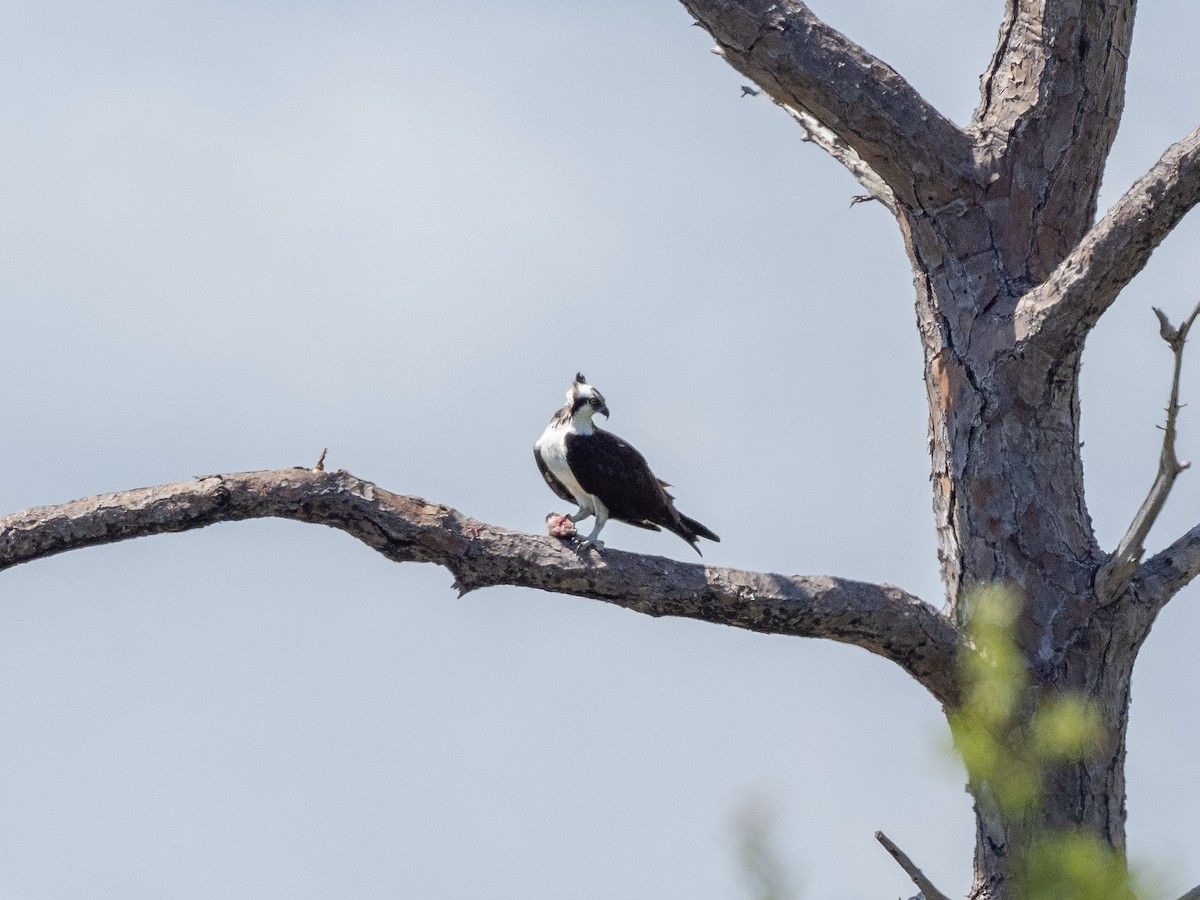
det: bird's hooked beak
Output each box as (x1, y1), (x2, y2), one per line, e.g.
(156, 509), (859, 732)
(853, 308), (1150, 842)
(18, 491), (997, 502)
(597, 403), (610, 419)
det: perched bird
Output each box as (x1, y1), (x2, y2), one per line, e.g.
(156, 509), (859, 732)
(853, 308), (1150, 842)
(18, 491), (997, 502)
(534, 374), (719, 555)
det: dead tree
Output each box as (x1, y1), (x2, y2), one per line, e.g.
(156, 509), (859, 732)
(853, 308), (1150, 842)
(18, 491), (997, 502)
(3, 2), (1200, 897)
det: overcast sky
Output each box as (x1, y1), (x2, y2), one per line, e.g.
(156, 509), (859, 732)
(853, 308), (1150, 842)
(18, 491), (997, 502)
(3, 1), (1200, 897)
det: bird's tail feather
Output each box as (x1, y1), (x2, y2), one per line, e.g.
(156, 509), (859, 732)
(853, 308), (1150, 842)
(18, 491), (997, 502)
(675, 514), (719, 554)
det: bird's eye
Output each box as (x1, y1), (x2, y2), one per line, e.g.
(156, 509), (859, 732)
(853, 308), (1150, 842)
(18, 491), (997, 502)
(590, 397), (602, 407)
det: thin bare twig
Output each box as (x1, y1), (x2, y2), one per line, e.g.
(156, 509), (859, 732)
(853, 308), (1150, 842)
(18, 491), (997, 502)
(874, 831), (952, 900)
(1097, 301), (1200, 605)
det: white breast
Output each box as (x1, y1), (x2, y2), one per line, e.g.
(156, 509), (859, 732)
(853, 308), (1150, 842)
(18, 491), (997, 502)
(535, 421), (597, 513)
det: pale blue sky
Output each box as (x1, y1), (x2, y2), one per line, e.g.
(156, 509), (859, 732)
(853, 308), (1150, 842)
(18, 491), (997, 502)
(2, 1), (1199, 897)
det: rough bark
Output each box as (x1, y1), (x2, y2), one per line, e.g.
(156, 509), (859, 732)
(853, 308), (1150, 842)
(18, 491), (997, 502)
(0, 468), (962, 706)
(1016, 126), (1200, 350)
(972, 0), (1138, 282)
(682, 0), (979, 210)
(681, 0), (1198, 897)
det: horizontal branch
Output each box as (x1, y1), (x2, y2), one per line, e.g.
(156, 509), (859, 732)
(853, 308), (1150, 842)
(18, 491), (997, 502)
(0, 468), (962, 706)
(1015, 125), (1200, 349)
(683, 0), (976, 208)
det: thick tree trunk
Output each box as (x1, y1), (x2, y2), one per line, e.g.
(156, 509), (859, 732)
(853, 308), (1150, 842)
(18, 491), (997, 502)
(680, 0), (1200, 896)
(906, 133), (1124, 900)
(909, 208), (1119, 898)
(960, 613), (1139, 898)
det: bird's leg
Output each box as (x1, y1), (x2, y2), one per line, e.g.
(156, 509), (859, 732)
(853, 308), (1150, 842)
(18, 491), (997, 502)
(568, 508), (591, 524)
(577, 506), (608, 552)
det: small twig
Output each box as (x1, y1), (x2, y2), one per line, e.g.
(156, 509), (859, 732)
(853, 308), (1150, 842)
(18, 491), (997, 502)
(312, 448), (328, 473)
(849, 194), (877, 207)
(1097, 300), (1200, 605)
(776, 102), (898, 213)
(875, 831), (952, 900)
(1175, 886), (1200, 900)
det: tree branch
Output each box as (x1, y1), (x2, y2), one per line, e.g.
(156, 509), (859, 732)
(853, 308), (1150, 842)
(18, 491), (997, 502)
(1173, 885), (1200, 900)
(1015, 125), (1200, 349)
(970, 2), (1137, 279)
(682, 0), (977, 209)
(1131, 522), (1200, 615)
(0, 468), (963, 706)
(874, 830), (952, 900)
(1096, 302), (1200, 605)
(776, 101), (897, 213)
(974, 1), (1135, 158)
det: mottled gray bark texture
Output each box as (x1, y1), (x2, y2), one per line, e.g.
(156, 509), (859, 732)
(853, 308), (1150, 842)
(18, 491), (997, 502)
(0, 468), (961, 706)
(681, 0), (1200, 897)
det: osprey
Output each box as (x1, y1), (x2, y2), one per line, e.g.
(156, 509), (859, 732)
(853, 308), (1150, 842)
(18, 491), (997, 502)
(534, 374), (719, 555)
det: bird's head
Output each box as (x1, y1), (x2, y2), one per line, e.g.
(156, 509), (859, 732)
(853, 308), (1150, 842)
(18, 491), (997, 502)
(567, 372), (609, 421)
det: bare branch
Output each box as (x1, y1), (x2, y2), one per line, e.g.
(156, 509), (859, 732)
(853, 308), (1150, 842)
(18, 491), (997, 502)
(684, 0), (976, 208)
(874, 830), (952, 900)
(1173, 884), (1200, 900)
(0, 468), (962, 706)
(1131, 522), (1200, 614)
(1097, 302), (1200, 605)
(969, 3), (1137, 279)
(1015, 125), (1200, 349)
(974, 1), (1134, 160)
(778, 101), (897, 214)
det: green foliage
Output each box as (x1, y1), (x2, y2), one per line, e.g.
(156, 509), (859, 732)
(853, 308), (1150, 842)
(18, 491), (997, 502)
(732, 797), (796, 900)
(1020, 829), (1136, 900)
(950, 584), (1137, 899)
